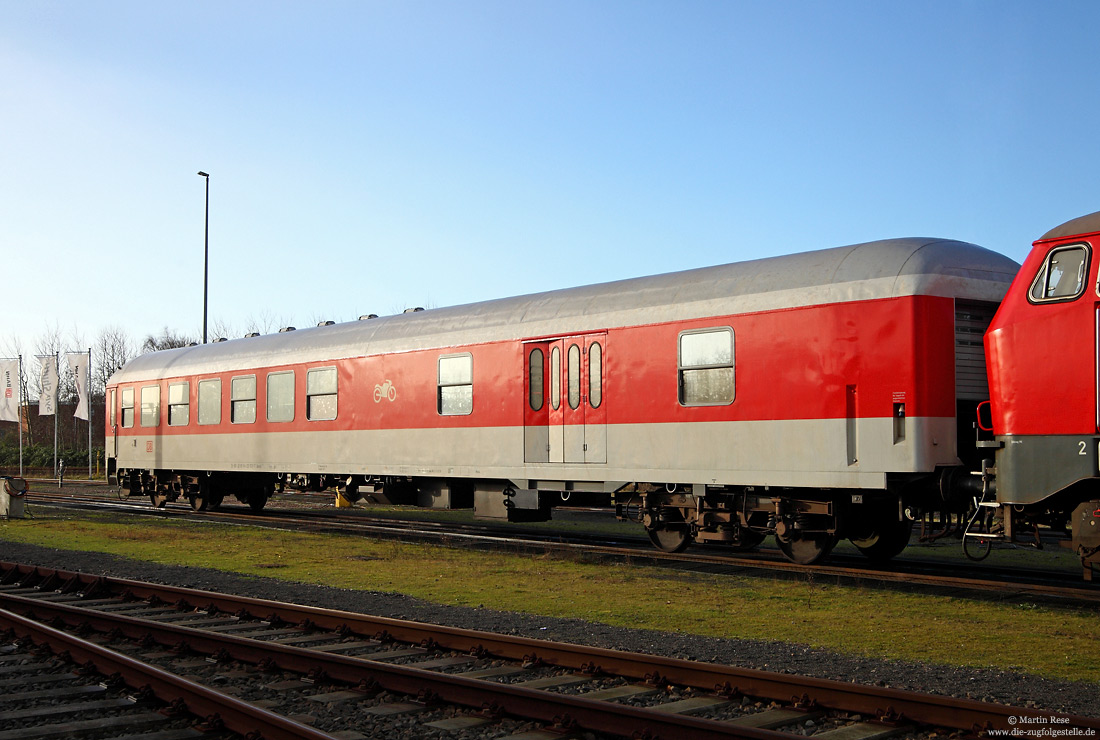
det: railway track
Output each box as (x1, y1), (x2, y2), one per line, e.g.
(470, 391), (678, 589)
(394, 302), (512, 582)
(3, 561), (1097, 740)
(0, 606), (323, 740)
(21, 486), (1100, 607)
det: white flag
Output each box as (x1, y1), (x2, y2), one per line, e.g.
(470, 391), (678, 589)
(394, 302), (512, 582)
(0, 360), (18, 423)
(66, 352), (90, 421)
(39, 358), (57, 417)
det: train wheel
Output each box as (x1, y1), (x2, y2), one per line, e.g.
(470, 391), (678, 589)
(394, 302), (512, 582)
(188, 494), (208, 512)
(149, 493), (168, 509)
(776, 531), (837, 565)
(646, 509), (692, 553)
(199, 478), (223, 511)
(850, 517), (913, 562)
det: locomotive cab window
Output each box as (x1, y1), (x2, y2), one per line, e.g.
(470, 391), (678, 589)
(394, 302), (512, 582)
(140, 385), (160, 427)
(198, 379), (221, 425)
(168, 382), (189, 426)
(121, 388), (134, 428)
(1028, 244), (1090, 302)
(307, 367), (337, 421)
(678, 327), (735, 406)
(231, 375), (257, 424)
(438, 353), (472, 416)
(267, 371), (295, 423)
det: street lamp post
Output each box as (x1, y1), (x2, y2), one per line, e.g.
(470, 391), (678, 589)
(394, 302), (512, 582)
(197, 171), (210, 344)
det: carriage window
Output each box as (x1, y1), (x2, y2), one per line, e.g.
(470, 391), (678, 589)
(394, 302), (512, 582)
(438, 354), (473, 415)
(1029, 244), (1089, 302)
(589, 342), (602, 409)
(121, 387), (134, 428)
(140, 385), (160, 427)
(550, 346), (561, 410)
(231, 375), (256, 424)
(198, 379), (221, 425)
(307, 367), (338, 420)
(529, 348), (544, 411)
(679, 328), (735, 406)
(168, 382), (189, 426)
(267, 371), (294, 422)
(567, 344), (581, 410)
(109, 389), (116, 427)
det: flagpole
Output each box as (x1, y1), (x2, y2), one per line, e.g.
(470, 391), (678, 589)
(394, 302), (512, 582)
(18, 355), (23, 478)
(53, 354), (58, 480)
(87, 348), (92, 479)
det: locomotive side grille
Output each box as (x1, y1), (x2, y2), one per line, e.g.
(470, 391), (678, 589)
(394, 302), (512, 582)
(955, 299), (998, 401)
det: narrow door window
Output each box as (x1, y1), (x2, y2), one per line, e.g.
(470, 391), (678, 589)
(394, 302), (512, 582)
(550, 346), (561, 410)
(529, 348), (544, 411)
(121, 388), (134, 428)
(567, 344), (581, 410)
(589, 342), (602, 409)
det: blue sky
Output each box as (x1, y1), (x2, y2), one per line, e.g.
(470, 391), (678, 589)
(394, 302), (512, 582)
(2, 1), (1098, 359)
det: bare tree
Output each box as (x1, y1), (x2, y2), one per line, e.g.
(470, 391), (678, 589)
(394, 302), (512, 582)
(386, 299), (436, 315)
(244, 309), (292, 336)
(141, 327), (198, 354)
(210, 318), (239, 342)
(94, 326), (134, 392)
(308, 311), (343, 327)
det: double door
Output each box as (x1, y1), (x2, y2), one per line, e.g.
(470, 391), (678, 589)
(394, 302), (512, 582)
(524, 334), (605, 464)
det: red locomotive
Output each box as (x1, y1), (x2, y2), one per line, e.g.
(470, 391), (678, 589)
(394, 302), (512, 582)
(104, 213), (1100, 577)
(983, 210), (1100, 577)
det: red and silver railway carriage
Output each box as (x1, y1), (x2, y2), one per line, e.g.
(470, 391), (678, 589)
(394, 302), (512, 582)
(108, 234), (1026, 566)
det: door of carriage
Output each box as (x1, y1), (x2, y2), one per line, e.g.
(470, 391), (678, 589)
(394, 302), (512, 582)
(523, 334), (605, 464)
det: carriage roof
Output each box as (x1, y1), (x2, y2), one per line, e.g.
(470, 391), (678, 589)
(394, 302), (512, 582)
(110, 237), (1018, 382)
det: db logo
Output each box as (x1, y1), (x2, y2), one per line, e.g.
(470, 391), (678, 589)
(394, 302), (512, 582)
(146, 441), (153, 453)
(4, 389), (10, 398)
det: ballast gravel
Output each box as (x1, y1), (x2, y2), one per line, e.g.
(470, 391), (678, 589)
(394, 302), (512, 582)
(2, 541), (1096, 719)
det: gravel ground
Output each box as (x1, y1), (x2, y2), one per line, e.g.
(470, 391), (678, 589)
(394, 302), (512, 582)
(3, 540), (1096, 720)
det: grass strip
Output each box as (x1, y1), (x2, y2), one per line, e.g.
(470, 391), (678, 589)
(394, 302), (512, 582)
(1, 511), (1096, 683)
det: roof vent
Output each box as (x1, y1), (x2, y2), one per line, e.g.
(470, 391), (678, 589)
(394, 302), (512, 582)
(403, 307), (424, 313)
(244, 332), (260, 338)
(279, 326), (296, 333)
(317, 320), (335, 327)
(187, 342), (199, 347)
(359, 314), (379, 320)
(213, 337), (228, 343)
